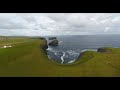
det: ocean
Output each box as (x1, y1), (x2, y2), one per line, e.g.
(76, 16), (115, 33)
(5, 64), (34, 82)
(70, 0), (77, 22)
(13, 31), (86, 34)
(45, 35), (120, 64)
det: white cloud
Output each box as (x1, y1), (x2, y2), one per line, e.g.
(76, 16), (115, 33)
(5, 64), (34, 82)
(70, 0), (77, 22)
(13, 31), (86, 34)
(0, 13), (120, 36)
(104, 27), (110, 32)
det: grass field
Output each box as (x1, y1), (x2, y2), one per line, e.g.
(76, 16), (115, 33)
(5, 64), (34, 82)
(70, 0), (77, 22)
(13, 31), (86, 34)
(0, 38), (120, 77)
(0, 37), (32, 46)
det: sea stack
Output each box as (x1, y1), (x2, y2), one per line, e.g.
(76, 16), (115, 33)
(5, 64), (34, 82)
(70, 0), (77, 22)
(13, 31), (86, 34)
(48, 37), (57, 40)
(48, 39), (58, 46)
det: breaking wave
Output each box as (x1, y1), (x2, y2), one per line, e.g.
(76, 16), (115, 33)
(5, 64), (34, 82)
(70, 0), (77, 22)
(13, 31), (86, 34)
(47, 48), (97, 64)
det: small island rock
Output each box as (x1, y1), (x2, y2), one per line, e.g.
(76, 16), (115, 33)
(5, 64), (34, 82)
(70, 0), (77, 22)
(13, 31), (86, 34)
(48, 39), (58, 46)
(48, 37), (57, 40)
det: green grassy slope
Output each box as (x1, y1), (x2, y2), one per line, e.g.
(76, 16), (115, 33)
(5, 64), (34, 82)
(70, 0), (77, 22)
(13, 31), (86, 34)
(0, 37), (32, 46)
(0, 39), (120, 77)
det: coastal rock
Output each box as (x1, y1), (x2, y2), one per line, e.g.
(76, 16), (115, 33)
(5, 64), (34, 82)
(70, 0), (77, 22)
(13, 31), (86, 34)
(74, 52), (85, 61)
(41, 38), (48, 55)
(48, 37), (57, 40)
(48, 39), (58, 46)
(97, 48), (107, 53)
(97, 47), (113, 54)
(79, 52), (85, 57)
(44, 39), (48, 49)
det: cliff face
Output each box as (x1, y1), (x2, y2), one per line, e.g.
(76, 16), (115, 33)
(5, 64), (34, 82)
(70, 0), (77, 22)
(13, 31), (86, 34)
(40, 38), (48, 55)
(76, 51), (94, 62)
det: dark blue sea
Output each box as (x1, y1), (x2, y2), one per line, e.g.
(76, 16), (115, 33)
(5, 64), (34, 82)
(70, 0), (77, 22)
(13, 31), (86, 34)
(45, 35), (120, 64)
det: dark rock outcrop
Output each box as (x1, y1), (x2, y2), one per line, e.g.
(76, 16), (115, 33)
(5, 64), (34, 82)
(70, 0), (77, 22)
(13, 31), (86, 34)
(48, 39), (58, 46)
(75, 52), (84, 61)
(48, 37), (57, 40)
(97, 47), (107, 53)
(79, 52), (85, 57)
(97, 47), (112, 53)
(39, 37), (46, 40)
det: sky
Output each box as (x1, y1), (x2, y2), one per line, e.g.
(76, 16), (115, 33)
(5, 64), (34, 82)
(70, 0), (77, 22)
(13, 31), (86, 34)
(0, 13), (120, 36)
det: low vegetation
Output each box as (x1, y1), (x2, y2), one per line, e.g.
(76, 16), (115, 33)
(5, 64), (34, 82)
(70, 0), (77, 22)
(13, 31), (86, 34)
(0, 37), (120, 77)
(0, 37), (32, 46)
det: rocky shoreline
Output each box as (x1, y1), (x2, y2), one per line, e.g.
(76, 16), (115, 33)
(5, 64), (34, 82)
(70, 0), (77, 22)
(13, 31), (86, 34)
(40, 37), (112, 64)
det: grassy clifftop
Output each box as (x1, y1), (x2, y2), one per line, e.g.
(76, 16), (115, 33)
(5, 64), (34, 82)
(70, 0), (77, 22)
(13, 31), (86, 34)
(0, 38), (120, 77)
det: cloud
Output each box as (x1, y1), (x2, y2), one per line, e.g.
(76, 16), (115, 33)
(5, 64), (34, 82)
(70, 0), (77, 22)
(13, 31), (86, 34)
(0, 13), (120, 36)
(104, 27), (110, 32)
